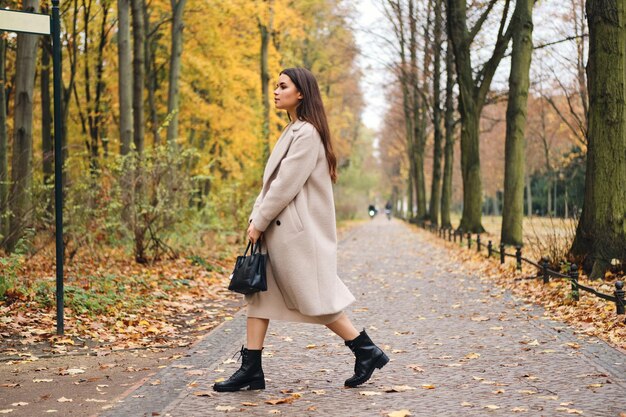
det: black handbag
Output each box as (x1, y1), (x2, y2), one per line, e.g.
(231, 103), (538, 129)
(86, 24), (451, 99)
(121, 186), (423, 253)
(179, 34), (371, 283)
(228, 240), (267, 294)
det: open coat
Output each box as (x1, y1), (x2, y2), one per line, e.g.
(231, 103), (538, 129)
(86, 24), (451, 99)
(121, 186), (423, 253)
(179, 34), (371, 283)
(246, 119), (355, 324)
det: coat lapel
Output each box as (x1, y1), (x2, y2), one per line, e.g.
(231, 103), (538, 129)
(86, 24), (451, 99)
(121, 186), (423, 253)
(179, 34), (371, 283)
(263, 119), (306, 183)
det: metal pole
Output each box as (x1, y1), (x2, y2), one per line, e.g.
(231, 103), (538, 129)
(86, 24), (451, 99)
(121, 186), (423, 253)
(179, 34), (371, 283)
(51, 0), (64, 336)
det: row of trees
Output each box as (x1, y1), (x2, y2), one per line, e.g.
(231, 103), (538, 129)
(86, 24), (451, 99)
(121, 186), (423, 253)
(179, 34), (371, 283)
(0, 0), (365, 261)
(378, 0), (625, 278)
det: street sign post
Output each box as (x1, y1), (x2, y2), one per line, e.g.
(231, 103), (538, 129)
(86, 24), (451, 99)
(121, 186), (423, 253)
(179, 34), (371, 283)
(0, 3), (65, 335)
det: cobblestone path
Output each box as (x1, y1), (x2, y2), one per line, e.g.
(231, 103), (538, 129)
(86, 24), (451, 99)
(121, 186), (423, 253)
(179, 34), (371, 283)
(103, 218), (626, 417)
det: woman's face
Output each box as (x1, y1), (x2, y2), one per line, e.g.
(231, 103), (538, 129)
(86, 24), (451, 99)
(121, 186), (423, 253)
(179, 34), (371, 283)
(274, 74), (302, 113)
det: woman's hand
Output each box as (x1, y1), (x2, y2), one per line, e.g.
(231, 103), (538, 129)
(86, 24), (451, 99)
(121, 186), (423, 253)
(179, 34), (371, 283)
(247, 222), (262, 244)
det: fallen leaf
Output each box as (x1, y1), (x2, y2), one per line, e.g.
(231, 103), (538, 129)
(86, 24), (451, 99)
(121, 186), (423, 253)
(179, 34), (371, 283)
(0, 410), (13, 414)
(56, 397), (73, 403)
(384, 385), (416, 392)
(587, 383), (602, 388)
(85, 399), (107, 403)
(33, 379), (53, 383)
(388, 410), (411, 417)
(192, 391), (213, 397)
(359, 391), (382, 396)
(421, 384), (436, 389)
(59, 368), (85, 376)
(172, 365), (192, 369)
(471, 316), (489, 322)
(407, 364), (424, 373)
(511, 407), (528, 412)
(215, 405), (236, 411)
(241, 402), (258, 406)
(149, 380), (161, 386)
(0, 384), (18, 388)
(312, 389), (326, 395)
(306, 344), (317, 349)
(186, 370), (204, 376)
(465, 352), (481, 359)
(461, 402), (474, 407)
(483, 405), (500, 410)
(518, 390), (537, 395)
(10, 403), (27, 407)
(264, 397), (294, 405)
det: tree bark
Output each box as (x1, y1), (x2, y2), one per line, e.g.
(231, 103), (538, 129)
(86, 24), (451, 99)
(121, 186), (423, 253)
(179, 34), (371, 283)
(259, 0), (273, 161)
(446, 0), (512, 232)
(7, 0), (39, 251)
(501, 0), (534, 246)
(0, 38), (8, 243)
(429, 0), (443, 225)
(165, 0), (188, 147)
(131, 0), (145, 154)
(118, 0), (133, 155)
(571, 0), (626, 278)
(144, 4), (160, 146)
(441, 34), (455, 229)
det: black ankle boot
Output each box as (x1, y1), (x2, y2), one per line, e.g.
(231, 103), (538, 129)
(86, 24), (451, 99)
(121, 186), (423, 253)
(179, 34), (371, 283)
(344, 330), (389, 388)
(213, 346), (265, 392)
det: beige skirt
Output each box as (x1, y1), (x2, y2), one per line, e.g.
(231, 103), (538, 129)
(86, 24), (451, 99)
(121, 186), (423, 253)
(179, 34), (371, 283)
(245, 258), (343, 325)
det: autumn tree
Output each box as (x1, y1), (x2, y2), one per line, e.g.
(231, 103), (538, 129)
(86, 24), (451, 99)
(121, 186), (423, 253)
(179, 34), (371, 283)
(6, 0), (40, 251)
(571, 0), (626, 279)
(446, 0), (513, 232)
(501, 0), (535, 246)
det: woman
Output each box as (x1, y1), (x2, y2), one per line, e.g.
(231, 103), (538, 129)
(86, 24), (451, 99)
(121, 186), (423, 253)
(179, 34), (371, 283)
(213, 68), (388, 392)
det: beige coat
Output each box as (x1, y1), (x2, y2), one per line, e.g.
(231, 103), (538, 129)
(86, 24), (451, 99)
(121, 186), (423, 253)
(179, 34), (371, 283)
(246, 119), (355, 324)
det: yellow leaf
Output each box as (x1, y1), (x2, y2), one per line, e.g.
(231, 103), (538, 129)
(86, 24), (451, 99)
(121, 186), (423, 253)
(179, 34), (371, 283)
(387, 410), (412, 417)
(421, 384), (436, 389)
(465, 352), (481, 359)
(461, 402), (474, 407)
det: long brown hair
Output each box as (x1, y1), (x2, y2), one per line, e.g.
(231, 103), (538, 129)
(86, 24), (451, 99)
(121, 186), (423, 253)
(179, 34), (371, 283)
(280, 68), (338, 183)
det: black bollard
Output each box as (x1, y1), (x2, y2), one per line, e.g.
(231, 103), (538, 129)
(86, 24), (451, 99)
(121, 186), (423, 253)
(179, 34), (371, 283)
(487, 241), (493, 258)
(615, 281), (625, 315)
(477, 234), (481, 252)
(448, 228), (452, 241)
(467, 233), (472, 249)
(453, 230), (457, 243)
(515, 246), (522, 271)
(569, 263), (579, 302)
(500, 243), (505, 264)
(542, 257), (550, 284)
(459, 229), (464, 244)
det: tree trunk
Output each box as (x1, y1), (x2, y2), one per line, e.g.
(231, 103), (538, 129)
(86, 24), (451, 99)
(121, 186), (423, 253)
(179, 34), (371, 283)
(259, 0), (273, 161)
(165, 0), (188, 146)
(441, 38), (455, 229)
(429, 0), (443, 225)
(0, 38), (8, 243)
(41, 35), (53, 218)
(571, 0), (626, 278)
(131, 0), (145, 154)
(501, 0), (534, 246)
(144, 4), (160, 146)
(525, 175), (532, 216)
(446, 0), (512, 233)
(118, 0), (133, 155)
(7, 0), (39, 251)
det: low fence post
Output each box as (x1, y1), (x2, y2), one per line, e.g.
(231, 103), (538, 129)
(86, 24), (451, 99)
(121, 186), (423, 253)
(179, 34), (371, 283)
(459, 229), (464, 244)
(615, 281), (625, 315)
(453, 230), (457, 243)
(467, 233), (472, 249)
(487, 240), (492, 258)
(542, 257), (550, 284)
(569, 263), (579, 302)
(500, 243), (505, 264)
(476, 234), (481, 252)
(515, 246), (522, 271)
(448, 228), (452, 241)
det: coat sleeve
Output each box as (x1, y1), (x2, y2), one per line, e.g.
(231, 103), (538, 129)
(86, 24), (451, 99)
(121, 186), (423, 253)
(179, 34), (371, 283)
(252, 125), (321, 232)
(249, 192), (263, 224)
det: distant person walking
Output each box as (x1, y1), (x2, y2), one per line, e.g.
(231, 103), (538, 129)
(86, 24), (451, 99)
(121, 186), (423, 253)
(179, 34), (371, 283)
(213, 68), (388, 392)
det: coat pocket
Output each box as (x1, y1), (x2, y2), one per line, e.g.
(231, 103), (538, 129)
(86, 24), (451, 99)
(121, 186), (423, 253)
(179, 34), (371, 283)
(288, 203), (304, 233)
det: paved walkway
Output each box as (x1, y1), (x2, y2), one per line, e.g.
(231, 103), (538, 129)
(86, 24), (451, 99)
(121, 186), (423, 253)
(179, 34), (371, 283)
(102, 218), (626, 417)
